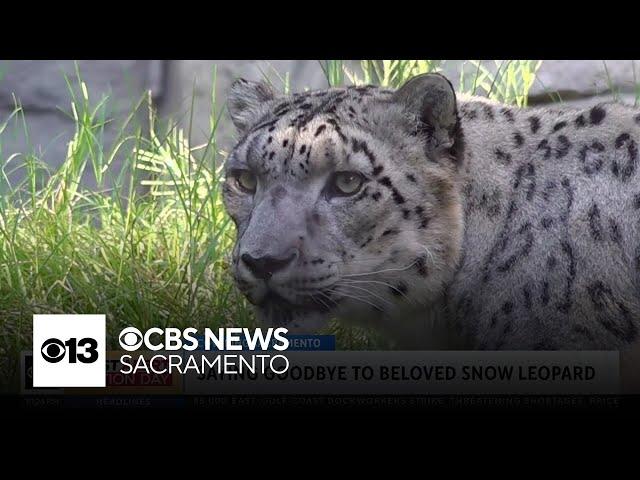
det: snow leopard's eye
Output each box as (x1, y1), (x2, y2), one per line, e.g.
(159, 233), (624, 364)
(229, 169), (257, 194)
(328, 171), (365, 197)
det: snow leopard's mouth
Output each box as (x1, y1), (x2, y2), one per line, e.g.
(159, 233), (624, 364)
(259, 291), (333, 314)
(256, 290), (335, 331)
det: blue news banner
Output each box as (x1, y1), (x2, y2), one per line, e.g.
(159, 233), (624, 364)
(193, 334), (336, 351)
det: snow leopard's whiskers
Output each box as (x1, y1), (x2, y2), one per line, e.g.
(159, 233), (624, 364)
(315, 290), (340, 309)
(341, 258), (419, 278)
(326, 287), (388, 313)
(331, 282), (394, 309)
(340, 278), (413, 303)
(309, 292), (333, 312)
(326, 256), (399, 264)
(419, 244), (438, 265)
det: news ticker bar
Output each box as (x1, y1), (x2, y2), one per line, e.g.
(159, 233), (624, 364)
(22, 350), (623, 395)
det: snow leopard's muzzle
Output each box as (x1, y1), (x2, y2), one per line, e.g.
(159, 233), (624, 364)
(232, 182), (341, 332)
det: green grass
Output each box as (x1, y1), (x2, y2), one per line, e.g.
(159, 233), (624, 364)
(0, 72), (257, 389)
(0, 60), (543, 389)
(323, 60), (542, 106)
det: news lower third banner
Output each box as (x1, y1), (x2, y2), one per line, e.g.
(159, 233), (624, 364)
(22, 349), (621, 395)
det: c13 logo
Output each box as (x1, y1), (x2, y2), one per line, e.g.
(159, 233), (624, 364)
(33, 314), (105, 388)
(41, 337), (99, 364)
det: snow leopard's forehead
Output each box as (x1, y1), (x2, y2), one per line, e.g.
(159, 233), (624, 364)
(257, 84), (395, 128)
(226, 84), (413, 180)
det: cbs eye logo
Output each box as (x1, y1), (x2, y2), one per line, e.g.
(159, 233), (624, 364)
(40, 337), (99, 363)
(119, 327), (143, 351)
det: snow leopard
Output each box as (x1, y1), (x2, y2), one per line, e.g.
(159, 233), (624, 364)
(222, 73), (640, 350)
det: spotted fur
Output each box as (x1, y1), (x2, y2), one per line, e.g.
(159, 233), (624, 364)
(223, 74), (640, 350)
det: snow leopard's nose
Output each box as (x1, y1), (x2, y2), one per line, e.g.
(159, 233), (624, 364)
(241, 250), (298, 280)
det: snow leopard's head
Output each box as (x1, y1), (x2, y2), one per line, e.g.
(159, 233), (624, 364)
(223, 73), (465, 332)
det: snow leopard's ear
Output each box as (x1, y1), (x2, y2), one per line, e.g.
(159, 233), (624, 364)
(392, 73), (462, 160)
(228, 78), (276, 133)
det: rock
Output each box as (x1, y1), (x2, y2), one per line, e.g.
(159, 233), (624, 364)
(0, 60), (161, 191)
